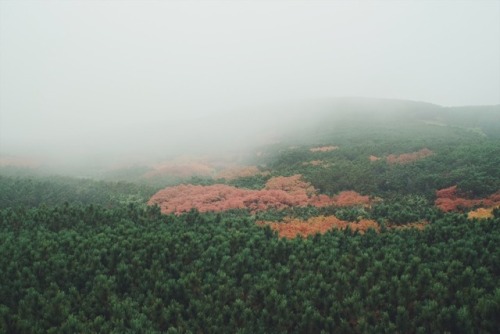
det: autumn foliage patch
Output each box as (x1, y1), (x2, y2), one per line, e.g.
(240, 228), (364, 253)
(302, 160), (329, 167)
(435, 185), (500, 212)
(147, 184), (308, 214)
(257, 216), (379, 239)
(310, 146), (339, 152)
(149, 175), (372, 215)
(259, 216), (430, 239)
(467, 207), (495, 220)
(309, 191), (371, 208)
(386, 148), (434, 164)
(264, 174), (316, 196)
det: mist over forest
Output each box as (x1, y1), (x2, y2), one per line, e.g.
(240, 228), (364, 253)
(1, 1), (499, 172)
(1, 1), (500, 333)
(2, 96), (499, 177)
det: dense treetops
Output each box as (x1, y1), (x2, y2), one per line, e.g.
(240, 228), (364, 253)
(1, 203), (499, 333)
(0, 175), (157, 209)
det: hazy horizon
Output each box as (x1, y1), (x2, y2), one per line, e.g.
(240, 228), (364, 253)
(1, 0), (499, 166)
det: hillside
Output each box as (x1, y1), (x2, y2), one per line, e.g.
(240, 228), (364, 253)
(1, 99), (499, 333)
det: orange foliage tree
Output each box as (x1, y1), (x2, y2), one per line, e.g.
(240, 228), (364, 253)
(467, 208), (495, 220)
(258, 216), (379, 239)
(309, 191), (371, 208)
(265, 174), (316, 196)
(331, 191), (371, 206)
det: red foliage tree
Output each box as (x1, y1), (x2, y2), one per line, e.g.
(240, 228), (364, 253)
(148, 184), (312, 215)
(265, 175), (316, 196)
(332, 191), (371, 206)
(309, 191), (371, 207)
(435, 185), (500, 212)
(149, 175), (373, 215)
(436, 185), (457, 199)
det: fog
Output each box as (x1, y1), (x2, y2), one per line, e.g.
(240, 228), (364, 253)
(1, 0), (499, 169)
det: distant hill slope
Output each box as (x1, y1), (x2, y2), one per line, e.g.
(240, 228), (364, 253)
(275, 97), (500, 144)
(314, 97), (499, 128)
(441, 105), (500, 137)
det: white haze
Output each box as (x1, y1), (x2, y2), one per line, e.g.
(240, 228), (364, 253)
(0, 0), (499, 168)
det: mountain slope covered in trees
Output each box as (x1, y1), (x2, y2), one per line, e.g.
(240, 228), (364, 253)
(1, 99), (499, 333)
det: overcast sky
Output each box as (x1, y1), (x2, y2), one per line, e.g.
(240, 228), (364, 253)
(0, 0), (499, 164)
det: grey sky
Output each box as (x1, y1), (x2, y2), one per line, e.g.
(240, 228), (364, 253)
(0, 0), (499, 163)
